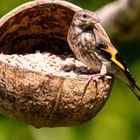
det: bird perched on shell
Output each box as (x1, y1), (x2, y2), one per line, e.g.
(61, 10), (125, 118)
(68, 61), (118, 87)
(67, 9), (140, 101)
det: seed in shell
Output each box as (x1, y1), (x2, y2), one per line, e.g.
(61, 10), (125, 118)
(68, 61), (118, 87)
(0, 52), (96, 78)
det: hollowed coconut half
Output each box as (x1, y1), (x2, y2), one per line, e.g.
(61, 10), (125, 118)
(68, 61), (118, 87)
(0, 0), (113, 128)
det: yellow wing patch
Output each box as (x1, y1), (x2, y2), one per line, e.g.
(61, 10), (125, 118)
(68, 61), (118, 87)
(111, 57), (125, 71)
(105, 45), (126, 71)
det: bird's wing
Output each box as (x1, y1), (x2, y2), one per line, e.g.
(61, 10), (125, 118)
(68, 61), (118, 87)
(98, 44), (128, 72)
(98, 44), (136, 82)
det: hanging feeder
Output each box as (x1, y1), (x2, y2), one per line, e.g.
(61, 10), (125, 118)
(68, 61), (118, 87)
(0, 0), (113, 128)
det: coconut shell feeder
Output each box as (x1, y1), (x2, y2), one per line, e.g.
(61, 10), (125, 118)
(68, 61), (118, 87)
(0, 0), (113, 128)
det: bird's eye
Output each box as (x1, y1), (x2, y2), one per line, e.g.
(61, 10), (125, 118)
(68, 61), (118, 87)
(82, 14), (87, 18)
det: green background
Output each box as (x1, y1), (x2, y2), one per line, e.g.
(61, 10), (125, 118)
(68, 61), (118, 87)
(0, 0), (140, 140)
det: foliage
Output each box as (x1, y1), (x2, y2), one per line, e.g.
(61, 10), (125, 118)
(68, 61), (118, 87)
(0, 0), (140, 140)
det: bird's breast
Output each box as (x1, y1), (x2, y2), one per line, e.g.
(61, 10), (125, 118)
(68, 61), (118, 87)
(74, 33), (102, 70)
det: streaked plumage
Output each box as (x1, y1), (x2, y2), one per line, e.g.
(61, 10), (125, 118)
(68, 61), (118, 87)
(67, 9), (140, 101)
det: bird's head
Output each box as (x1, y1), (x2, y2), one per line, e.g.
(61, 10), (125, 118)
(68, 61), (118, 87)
(72, 9), (100, 31)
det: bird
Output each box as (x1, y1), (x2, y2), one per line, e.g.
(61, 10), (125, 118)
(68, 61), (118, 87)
(67, 9), (140, 101)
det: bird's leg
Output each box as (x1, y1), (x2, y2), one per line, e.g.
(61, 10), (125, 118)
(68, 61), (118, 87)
(92, 62), (107, 81)
(84, 62), (111, 86)
(76, 63), (111, 86)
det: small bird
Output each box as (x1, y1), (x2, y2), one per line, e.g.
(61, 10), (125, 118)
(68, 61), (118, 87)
(67, 9), (140, 101)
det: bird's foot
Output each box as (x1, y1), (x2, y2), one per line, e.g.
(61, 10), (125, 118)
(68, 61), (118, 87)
(92, 73), (105, 82)
(87, 73), (112, 83)
(76, 73), (111, 87)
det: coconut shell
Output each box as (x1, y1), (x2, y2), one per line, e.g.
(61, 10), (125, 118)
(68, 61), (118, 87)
(0, 0), (113, 128)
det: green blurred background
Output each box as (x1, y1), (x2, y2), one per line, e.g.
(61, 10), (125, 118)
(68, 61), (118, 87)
(0, 0), (140, 140)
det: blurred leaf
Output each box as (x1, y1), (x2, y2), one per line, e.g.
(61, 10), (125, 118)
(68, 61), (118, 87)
(68, 0), (114, 10)
(0, 0), (29, 17)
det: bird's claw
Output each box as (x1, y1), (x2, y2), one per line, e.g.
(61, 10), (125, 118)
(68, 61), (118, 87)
(91, 73), (105, 82)
(76, 73), (111, 88)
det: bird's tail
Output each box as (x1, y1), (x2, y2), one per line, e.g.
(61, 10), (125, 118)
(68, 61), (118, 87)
(127, 81), (140, 101)
(117, 69), (140, 101)
(125, 72), (140, 101)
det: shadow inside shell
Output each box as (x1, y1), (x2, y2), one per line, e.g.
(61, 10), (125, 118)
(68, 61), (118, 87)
(0, 3), (74, 55)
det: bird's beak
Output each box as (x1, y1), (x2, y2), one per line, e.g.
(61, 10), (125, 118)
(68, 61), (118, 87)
(89, 18), (100, 31)
(90, 22), (98, 31)
(91, 18), (100, 24)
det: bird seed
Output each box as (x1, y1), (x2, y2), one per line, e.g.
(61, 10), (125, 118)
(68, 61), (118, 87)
(0, 52), (96, 78)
